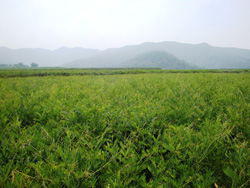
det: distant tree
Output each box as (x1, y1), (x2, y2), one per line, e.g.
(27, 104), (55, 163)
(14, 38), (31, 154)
(31, 62), (38, 67)
(0, 64), (8, 68)
(18, 62), (24, 67)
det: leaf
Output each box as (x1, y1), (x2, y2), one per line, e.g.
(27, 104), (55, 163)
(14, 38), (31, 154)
(164, 144), (175, 152)
(214, 182), (219, 188)
(223, 166), (236, 180)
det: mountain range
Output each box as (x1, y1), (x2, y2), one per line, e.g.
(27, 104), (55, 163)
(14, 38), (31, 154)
(1, 41), (250, 69)
(0, 46), (100, 67)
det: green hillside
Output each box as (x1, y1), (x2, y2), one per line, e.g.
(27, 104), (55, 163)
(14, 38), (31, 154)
(119, 51), (197, 69)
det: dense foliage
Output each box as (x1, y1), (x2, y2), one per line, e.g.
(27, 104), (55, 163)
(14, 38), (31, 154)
(0, 71), (250, 187)
(120, 51), (196, 69)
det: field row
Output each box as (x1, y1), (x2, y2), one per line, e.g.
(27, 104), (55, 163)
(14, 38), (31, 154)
(0, 68), (249, 77)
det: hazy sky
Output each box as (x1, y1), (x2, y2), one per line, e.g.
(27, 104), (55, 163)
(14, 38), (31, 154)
(1, 0), (250, 50)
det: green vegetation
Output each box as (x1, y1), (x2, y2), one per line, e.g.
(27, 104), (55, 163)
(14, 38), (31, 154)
(0, 70), (250, 187)
(0, 68), (249, 78)
(118, 51), (197, 69)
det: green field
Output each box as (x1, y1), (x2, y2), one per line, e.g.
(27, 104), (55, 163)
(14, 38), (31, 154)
(0, 68), (249, 78)
(0, 70), (250, 187)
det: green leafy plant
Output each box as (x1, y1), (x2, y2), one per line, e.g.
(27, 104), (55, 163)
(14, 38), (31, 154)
(0, 70), (250, 187)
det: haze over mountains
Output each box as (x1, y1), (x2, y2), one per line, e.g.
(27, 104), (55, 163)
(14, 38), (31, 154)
(1, 41), (250, 69)
(0, 47), (100, 67)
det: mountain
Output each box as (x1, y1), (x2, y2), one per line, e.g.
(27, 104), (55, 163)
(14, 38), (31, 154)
(0, 47), (100, 67)
(117, 51), (197, 69)
(65, 42), (250, 69)
(1, 42), (250, 68)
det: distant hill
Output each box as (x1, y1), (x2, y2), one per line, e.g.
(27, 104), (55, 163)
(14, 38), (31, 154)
(0, 47), (100, 67)
(65, 42), (250, 69)
(1, 41), (250, 68)
(118, 51), (197, 69)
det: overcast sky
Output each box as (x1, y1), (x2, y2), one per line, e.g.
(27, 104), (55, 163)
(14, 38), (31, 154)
(0, 0), (250, 50)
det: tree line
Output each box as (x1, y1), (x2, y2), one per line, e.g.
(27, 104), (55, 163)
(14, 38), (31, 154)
(0, 62), (38, 68)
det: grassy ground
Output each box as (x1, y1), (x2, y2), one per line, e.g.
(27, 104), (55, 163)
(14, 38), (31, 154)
(0, 71), (250, 187)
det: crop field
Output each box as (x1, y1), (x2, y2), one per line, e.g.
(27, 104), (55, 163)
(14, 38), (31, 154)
(0, 68), (249, 78)
(0, 70), (250, 187)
